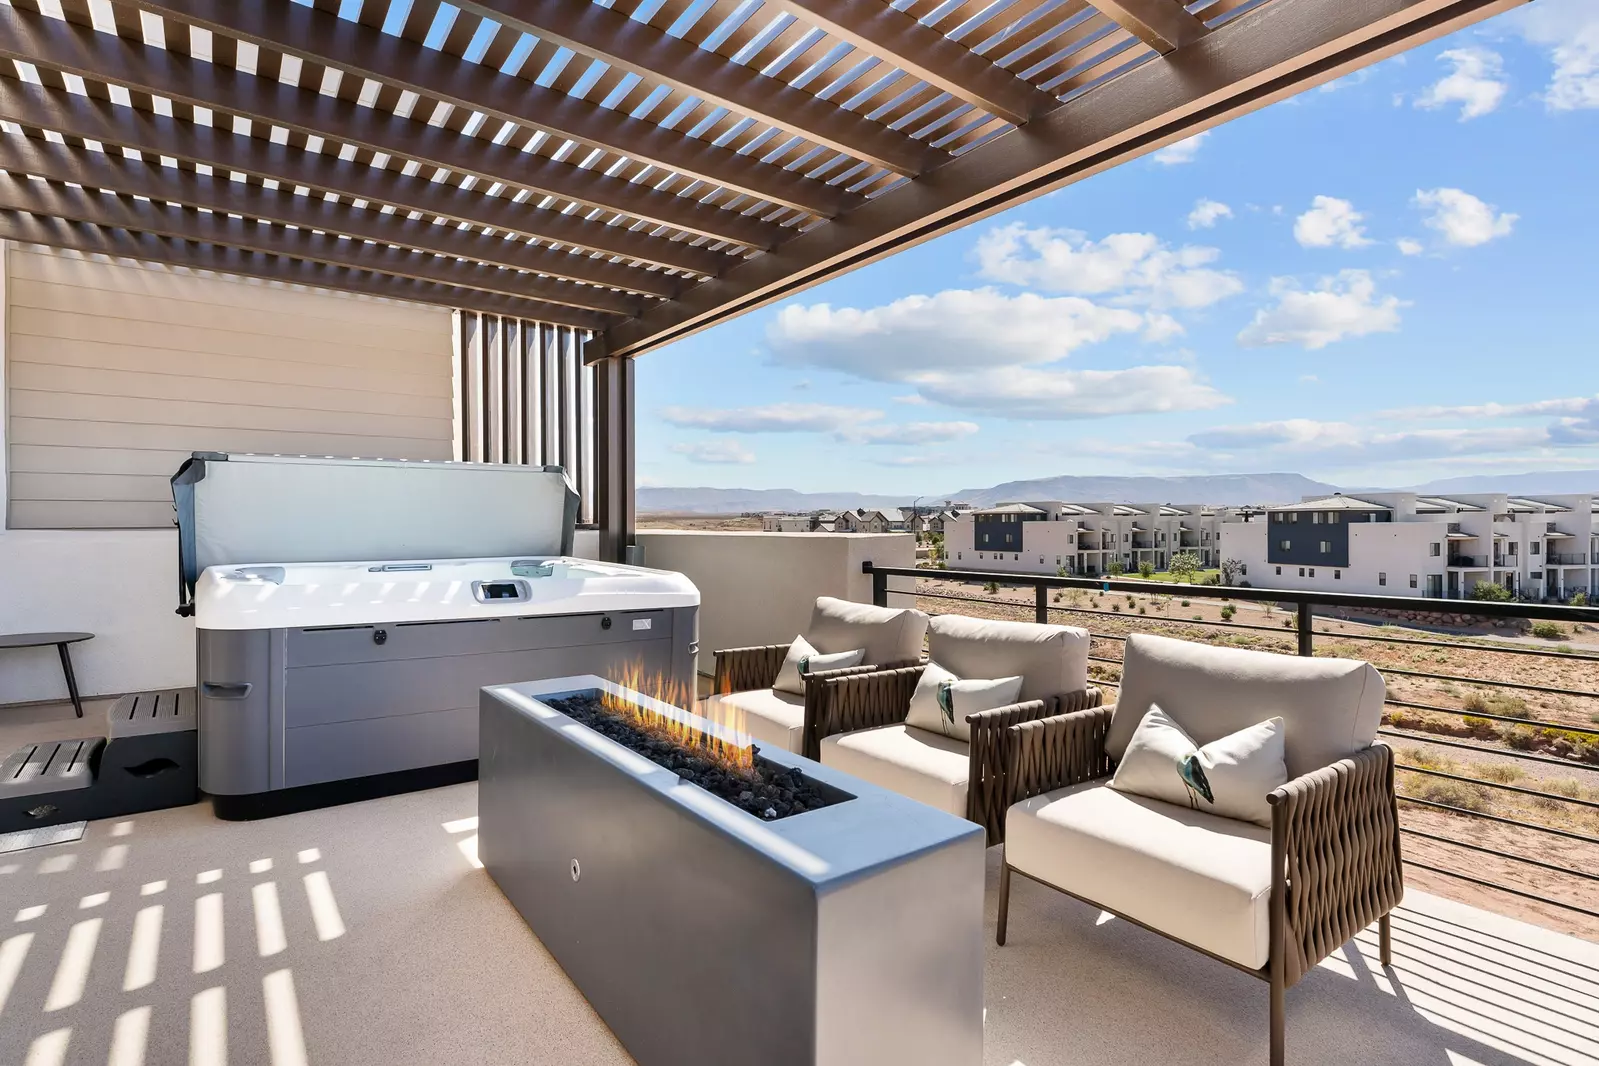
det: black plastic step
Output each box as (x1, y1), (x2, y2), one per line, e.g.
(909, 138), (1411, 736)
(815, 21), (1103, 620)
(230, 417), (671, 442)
(0, 737), (104, 797)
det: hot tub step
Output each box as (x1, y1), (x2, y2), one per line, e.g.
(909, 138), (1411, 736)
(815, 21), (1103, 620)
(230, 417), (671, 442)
(0, 737), (107, 830)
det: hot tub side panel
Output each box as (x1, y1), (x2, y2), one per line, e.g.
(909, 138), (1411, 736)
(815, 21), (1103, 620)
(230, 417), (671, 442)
(198, 608), (696, 803)
(479, 689), (818, 1066)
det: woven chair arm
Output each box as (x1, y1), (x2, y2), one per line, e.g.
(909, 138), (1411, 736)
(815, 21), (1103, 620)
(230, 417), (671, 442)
(965, 698), (1056, 844)
(1269, 743), (1403, 986)
(1003, 704), (1116, 808)
(811, 665), (925, 748)
(712, 644), (788, 694)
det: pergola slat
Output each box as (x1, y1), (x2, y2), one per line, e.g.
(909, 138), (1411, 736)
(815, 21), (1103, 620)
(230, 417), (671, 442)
(0, 4), (789, 251)
(1085, 0), (1211, 53)
(0, 133), (679, 301)
(120, 0), (858, 220)
(0, 208), (616, 330)
(765, 0), (1056, 125)
(604, 0), (1523, 355)
(0, 169), (646, 316)
(0, 78), (732, 278)
(450, 0), (931, 176)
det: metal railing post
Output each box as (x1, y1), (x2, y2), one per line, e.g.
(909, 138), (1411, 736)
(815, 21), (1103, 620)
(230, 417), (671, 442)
(1035, 583), (1049, 624)
(865, 561), (887, 608)
(1296, 601), (1314, 657)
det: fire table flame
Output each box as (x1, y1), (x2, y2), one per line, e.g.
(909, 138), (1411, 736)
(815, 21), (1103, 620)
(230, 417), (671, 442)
(603, 664), (754, 773)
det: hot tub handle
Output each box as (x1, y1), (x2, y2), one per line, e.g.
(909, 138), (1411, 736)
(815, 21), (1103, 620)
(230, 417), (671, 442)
(200, 682), (253, 700)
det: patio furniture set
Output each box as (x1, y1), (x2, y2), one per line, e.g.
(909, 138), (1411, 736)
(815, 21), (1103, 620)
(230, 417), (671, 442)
(710, 597), (1404, 1066)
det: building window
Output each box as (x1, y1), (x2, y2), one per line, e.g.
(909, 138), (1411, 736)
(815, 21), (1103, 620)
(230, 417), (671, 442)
(1312, 512), (1323, 525)
(957, 552), (962, 560)
(1328, 512), (1341, 524)
(1298, 567), (1305, 577)
(1430, 543), (1441, 557)
(1279, 539), (1291, 551)
(1273, 512), (1285, 524)
(1334, 570), (1341, 579)
(1240, 564), (1247, 575)
(1309, 568), (1316, 577)
(1508, 543), (1518, 557)
(1290, 513), (1300, 524)
(1276, 566), (1282, 575)
(1379, 572), (1387, 586)
(1409, 574), (1418, 588)
(1319, 541), (1331, 554)
(1531, 542), (1541, 555)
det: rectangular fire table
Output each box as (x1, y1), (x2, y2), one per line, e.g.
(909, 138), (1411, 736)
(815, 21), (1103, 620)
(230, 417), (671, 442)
(479, 675), (985, 1066)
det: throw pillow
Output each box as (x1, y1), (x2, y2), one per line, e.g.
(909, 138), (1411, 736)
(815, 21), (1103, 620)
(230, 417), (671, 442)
(1109, 705), (1287, 826)
(904, 661), (1024, 743)
(772, 634), (865, 695)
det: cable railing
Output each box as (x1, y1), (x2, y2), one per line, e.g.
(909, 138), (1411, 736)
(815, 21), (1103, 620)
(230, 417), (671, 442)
(864, 561), (1599, 930)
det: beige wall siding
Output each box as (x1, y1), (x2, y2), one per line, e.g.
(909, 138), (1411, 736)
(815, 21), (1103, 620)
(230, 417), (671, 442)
(4, 244), (455, 529)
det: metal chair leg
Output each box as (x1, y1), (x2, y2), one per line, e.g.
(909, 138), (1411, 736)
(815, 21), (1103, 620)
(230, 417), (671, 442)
(57, 642), (85, 719)
(1270, 972), (1285, 1066)
(996, 862), (1012, 946)
(1379, 913), (1393, 968)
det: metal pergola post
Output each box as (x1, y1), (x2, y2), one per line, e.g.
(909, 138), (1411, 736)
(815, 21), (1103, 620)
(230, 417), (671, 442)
(592, 344), (635, 565)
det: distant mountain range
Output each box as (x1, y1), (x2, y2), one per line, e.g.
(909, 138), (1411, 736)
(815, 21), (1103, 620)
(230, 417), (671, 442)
(637, 469), (1599, 514)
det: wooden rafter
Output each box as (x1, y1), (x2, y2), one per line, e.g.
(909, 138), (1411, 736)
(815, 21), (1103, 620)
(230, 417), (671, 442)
(450, 0), (931, 175)
(764, 0), (1057, 125)
(1085, 0), (1210, 54)
(120, 0), (858, 220)
(0, 78), (730, 278)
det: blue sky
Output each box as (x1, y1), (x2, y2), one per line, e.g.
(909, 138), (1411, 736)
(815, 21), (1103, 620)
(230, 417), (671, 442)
(635, 1), (1599, 496)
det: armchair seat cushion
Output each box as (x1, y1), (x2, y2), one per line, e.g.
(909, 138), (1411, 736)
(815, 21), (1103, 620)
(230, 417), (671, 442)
(820, 724), (968, 817)
(707, 688), (807, 754)
(1006, 782), (1273, 969)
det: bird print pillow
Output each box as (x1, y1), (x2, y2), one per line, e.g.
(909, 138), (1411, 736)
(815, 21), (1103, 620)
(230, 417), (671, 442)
(1109, 705), (1287, 827)
(905, 661), (1024, 743)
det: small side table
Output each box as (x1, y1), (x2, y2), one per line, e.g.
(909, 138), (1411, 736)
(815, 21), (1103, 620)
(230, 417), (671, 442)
(0, 632), (94, 718)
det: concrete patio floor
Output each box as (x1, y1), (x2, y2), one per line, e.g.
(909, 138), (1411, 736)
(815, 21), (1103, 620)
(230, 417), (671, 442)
(1, 780), (1595, 1066)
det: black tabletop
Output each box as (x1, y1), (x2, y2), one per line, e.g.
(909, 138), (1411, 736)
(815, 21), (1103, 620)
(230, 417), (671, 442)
(0, 632), (94, 649)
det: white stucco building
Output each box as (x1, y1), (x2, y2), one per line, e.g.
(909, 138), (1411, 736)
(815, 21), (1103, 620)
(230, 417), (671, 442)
(1218, 493), (1597, 601)
(945, 501), (1230, 576)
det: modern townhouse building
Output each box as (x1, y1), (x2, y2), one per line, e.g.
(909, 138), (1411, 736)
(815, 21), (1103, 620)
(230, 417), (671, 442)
(1218, 493), (1597, 601)
(945, 501), (1230, 576)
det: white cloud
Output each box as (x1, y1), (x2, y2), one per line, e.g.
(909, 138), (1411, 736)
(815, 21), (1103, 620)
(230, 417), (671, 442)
(1415, 47), (1508, 120)
(1142, 313), (1184, 343)
(1187, 419), (1549, 464)
(1414, 187), (1516, 247)
(1385, 395), (1599, 420)
(1151, 131), (1207, 165)
(659, 403), (875, 434)
(973, 223), (1244, 309)
(768, 287), (1145, 380)
(1293, 196), (1373, 249)
(670, 440), (755, 465)
(1237, 270), (1404, 350)
(1187, 198), (1233, 229)
(1396, 238), (1424, 256)
(890, 393), (928, 405)
(658, 402), (977, 447)
(910, 365), (1231, 421)
(1507, 0), (1599, 111)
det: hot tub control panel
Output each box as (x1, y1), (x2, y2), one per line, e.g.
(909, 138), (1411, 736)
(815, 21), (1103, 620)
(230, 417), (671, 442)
(474, 579), (531, 603)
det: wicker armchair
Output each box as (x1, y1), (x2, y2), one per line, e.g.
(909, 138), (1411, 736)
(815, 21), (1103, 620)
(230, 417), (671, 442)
(996, 633), (1402, 1066)
(815, 614), (1096, 844)
(815, 664), (1102, 843)
(705, 597), (928, 756)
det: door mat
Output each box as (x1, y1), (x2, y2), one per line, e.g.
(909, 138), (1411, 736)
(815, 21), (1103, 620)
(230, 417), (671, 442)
(0, 821), (87, 854)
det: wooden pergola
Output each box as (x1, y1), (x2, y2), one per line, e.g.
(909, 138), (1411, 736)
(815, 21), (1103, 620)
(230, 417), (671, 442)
(0, 0), (1521, 557)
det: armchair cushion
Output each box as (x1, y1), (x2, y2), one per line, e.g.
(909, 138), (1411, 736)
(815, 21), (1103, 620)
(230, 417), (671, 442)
(707, 688), (806, 754)
(820, 724), (968, 817)
(1110, 706), (1286, 827)
(904, 662), (1023, 743)
(807, 596), (929, 667)
(1107, 633), (1386, 779)
(772, 634), (864, 695)
(1007, 782), (1273, 969)
(927, 615), (1089, 703)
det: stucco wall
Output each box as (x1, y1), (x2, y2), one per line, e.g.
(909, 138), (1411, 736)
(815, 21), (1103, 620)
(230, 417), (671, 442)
(634, 531), (917, 673)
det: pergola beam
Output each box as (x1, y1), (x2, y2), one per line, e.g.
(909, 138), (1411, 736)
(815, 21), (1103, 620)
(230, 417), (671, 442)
(0, 170), (645, 316)
(0, 4), (787, 251)
(0, 78), (729, 278)
(1086, 0), (1211, 54)
(764, 0), (1057, 125)
(0, 133), (679, 302)
(605, 0), (1523, 355)
(452, 0), (931, 176)
(0, 208), (616, 330)
(121, 0), (856, 220)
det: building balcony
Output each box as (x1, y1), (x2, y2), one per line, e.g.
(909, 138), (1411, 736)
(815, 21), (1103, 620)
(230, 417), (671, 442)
(1548, 553), (1589, 566)
(1447, 554), (1488, 568)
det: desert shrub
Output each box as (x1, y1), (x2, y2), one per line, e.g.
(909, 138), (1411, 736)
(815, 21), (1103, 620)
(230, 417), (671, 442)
(1113, 603), (1123, 613)
(1571, 591), (1589, 607)
(984, 581), (999, 594)
(1462, 691), (1528, 719)
(1460, 715), (1500, 740)
(1531, 621), (1568, 640)
(1401, 747), (1455, 772)
(1470, 581), (1513, 602)
(1477, 762), (1525, 783)
(1282, 619), (1293, 629)
(1503, 725), (1539, 750)
(1405, 777), (1494, 813)
(1192, 614), (1203, 621)
(1137, 561), (1156, 579)
(1545, 777), (1583, 799)
(1180, 599), (1190, 607)
(1219, 604), (1236, 622)
(1138, 606), (1147, 615)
